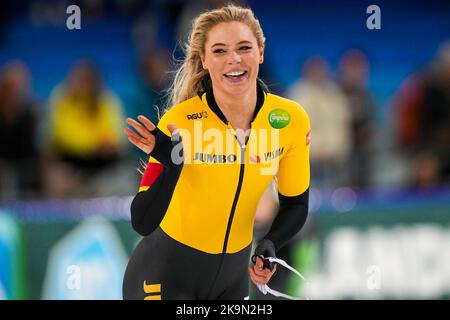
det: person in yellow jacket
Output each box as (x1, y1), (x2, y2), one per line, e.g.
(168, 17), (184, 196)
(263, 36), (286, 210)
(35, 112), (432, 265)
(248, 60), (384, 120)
(123, 5), (311, 300)
(48, 60), (125, 172)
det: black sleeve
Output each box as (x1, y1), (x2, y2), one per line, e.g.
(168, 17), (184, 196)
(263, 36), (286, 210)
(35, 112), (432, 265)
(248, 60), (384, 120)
(262, 188), (309, 252)
(130, 127), (183, 236)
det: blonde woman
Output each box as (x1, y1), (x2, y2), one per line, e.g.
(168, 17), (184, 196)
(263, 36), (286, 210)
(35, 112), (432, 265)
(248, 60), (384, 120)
(123, 5), (310, 300)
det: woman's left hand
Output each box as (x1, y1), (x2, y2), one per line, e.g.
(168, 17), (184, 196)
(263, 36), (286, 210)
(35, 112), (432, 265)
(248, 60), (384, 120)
(248, 256), (277, 285)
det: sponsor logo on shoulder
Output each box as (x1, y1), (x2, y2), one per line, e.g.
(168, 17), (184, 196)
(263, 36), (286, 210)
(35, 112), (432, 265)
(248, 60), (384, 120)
(187, 110), (208, 120)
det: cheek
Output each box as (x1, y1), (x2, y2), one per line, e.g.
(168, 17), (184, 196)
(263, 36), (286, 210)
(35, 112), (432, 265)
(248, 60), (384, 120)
(207, 58), (226, 76)
(246, 53), (262, 68)
(247, 57), (261, 74)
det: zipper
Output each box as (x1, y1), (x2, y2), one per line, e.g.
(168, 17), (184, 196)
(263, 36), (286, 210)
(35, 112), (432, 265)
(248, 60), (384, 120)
(221, 130), (251, 254)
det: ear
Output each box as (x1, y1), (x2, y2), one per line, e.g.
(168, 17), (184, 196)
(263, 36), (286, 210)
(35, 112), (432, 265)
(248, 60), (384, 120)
(200, 54), (207, 70)
(259, 47), (264, 64)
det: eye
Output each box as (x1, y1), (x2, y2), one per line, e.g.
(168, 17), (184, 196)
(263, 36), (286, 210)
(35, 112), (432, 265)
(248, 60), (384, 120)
(213, 48), (226, 54)
(239, 46), (252, 51)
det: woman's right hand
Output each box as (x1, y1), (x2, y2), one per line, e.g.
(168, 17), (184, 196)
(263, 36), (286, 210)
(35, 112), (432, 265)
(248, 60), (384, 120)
(124, 115), (178, 155)
(124, 115), (157, 154)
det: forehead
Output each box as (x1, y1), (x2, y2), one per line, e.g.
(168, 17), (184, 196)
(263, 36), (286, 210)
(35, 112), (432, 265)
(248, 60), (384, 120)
(205, 22), (257, 46)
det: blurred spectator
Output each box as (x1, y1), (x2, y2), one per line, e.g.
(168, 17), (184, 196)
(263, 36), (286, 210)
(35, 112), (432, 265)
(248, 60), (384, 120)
(421, 42), (450, 146)
(338, 49), (376, 188)
(413, 151), (442, 188)
(393, 41), (450, 187)
(419, 41), (450, 185)
(0, 60), (42, 200)
(286, 56), (351, 188)
(392, 72), (426, 153)
(44, 60), (126, 197)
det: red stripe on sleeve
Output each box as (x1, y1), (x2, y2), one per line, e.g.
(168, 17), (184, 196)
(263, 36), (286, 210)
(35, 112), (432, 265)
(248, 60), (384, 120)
(140, 163), (164, 188)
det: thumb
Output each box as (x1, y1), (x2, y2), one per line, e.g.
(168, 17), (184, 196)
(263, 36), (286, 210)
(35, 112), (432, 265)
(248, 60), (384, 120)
(167, 124), (178, 135)
(256, 257), (264, 270)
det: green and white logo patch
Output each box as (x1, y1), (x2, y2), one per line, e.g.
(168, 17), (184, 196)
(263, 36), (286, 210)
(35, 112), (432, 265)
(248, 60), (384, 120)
(268, 109), (291, 129)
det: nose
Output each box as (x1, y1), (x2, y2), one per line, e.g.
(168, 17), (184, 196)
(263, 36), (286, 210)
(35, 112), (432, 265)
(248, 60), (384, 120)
(227, 51), (241, 64)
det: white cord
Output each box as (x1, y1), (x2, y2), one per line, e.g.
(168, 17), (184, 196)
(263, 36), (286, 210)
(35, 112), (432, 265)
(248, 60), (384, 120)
(256, 257), (309, 300)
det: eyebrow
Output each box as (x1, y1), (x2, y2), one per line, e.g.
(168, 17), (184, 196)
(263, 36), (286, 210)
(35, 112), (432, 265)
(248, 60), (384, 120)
(211, 40), (253, 48)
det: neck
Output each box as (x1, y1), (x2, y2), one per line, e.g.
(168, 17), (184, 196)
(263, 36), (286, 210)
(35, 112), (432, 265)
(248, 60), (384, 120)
(214, 85), (257, 121)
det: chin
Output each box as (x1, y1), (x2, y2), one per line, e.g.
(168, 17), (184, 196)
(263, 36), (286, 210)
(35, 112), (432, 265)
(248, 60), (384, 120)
(222, 79), (255, 95)
(225, 85), (248, 95)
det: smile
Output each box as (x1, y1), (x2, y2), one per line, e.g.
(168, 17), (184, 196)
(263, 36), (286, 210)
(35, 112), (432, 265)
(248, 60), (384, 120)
(223, 70), (248, 82)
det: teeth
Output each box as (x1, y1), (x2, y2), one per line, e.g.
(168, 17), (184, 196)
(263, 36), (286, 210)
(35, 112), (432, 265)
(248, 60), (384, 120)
(225, 71), (245, 77)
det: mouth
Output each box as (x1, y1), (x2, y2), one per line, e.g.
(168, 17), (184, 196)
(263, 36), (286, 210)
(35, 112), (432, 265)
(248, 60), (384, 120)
(223, 70), (248, 83)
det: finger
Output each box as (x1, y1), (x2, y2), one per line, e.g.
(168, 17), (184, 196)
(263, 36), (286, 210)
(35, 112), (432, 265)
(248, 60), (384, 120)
(258, 264), (276, 277)
(125, 128), (154, 154)
(250, 267), (271, 282)
(137, 115), (156, 132)
(255, 256), (270, 273)
(124, 126), (155, 144)
(124, 128), (153, 148)
(249, 272), (264, 286)
(255, 257), (264, 270)
(248, 268), (269, 285)
(253, 269), (270, 277)
(249, 273), (260, 286)
(254, 268), (271, 277)
(255, 256), (277, 273)
(124, 127), (145, 141)
(126, 118), (152, 139)
(127, 137), (151, 153)
(127, 135), (148, 149)
(248, 268), (263, 285)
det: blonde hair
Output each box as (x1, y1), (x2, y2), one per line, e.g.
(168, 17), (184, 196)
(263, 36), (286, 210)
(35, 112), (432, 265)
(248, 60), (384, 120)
(167, 4), (266, 109)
